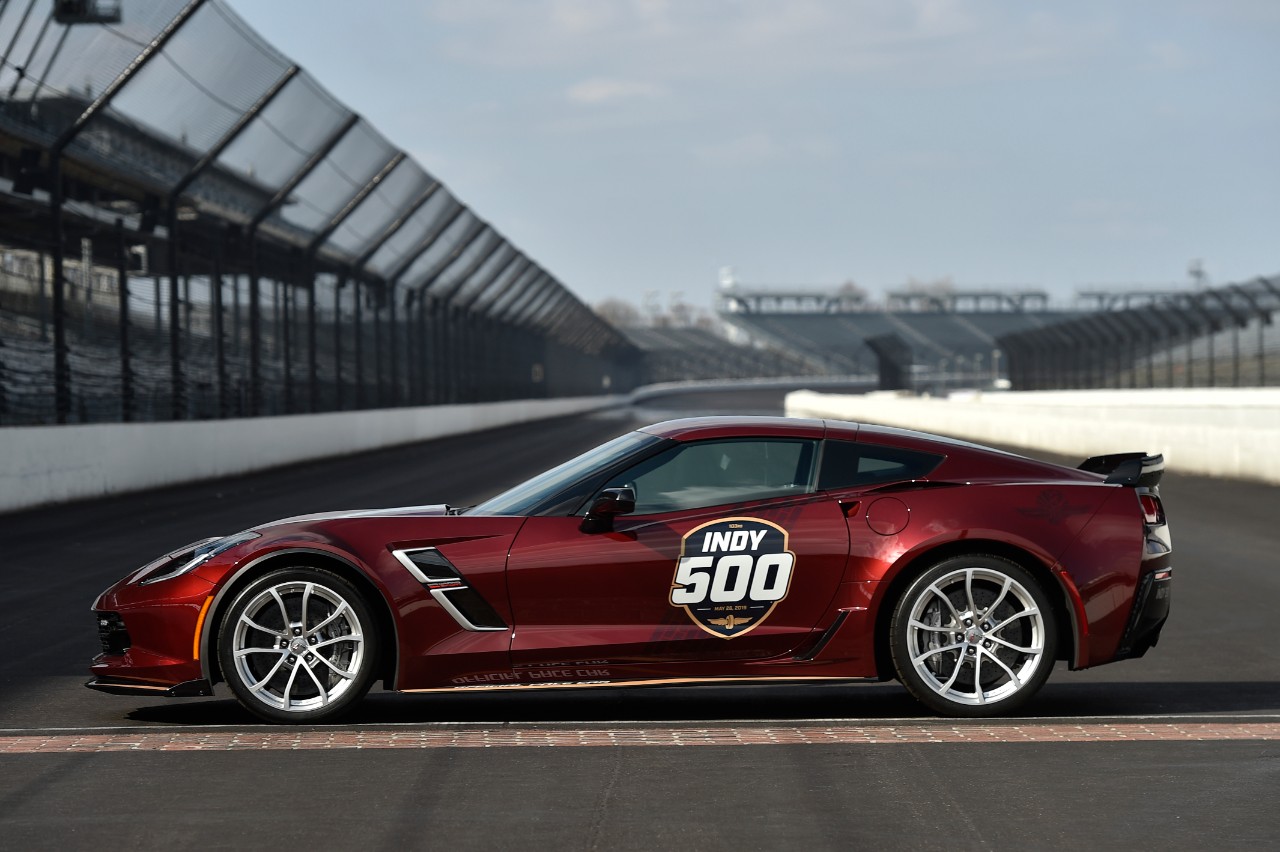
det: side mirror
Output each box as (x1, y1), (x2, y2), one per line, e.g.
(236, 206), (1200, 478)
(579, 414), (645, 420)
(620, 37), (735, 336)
(581, 486), (635, 533)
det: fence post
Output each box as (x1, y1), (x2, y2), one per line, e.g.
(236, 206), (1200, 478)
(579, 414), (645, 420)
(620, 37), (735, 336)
(372, 289), (383, 407)
(114, 218), (134, 421)
(248, 242), (262, 416)
(212, 237), (226, 418)
(334, 274), (345, 411)
(307, 267), (318, 413)
(387, 282), (398, 406)
(49, 158), (71, 422)
(166, 208), (184, 420)
(353, 279), (364, 409)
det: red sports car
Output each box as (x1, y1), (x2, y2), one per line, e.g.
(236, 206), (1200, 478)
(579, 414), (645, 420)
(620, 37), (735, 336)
(89, 416), (1172, 722)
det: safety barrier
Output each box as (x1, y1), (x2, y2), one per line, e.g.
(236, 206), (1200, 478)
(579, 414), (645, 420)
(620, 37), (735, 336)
(786, 388), (1280, 485)
(0, 395), (623, 513)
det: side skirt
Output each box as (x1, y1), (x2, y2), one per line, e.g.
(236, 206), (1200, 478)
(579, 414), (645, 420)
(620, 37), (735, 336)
(399, 675), (877, 695)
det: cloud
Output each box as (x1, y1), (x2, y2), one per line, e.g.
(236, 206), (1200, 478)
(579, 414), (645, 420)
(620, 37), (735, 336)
(424, 0), (1112, 83)
(566, 77), (664, 105)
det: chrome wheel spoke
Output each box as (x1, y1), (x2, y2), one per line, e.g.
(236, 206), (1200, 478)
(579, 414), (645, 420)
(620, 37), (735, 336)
(309, 651), (356, 680)
(988, 634), (1042, 655)
(312, 633), (361, 650)
(964, 568), (978, 622)
(912, 641), (964, 667)
(281, 660), (301, 707)
(301, 582), (314, 631)
(239, 615), (284, 638)
(235, 646), (282, 658)
(301, 659), (329, 704)
(972, 652), (985, 703)
(980, 646), (1023, 690)
(247, 652), (289, 692)
(269, 588), (290, 632)
(926, 583), (963, 624)
(984, 577), (1012, 618)
(992, 607), (1039, 633)
(908, 618), (955, 634)
(308, 602), (349, 636)
(938, 651), (965, 694)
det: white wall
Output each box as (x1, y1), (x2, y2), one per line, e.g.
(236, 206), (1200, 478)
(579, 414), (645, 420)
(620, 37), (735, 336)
(0, 396), (623, 513)
(786, 388), (1280, 485)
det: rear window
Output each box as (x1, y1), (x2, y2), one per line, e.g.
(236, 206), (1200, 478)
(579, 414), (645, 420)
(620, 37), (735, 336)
(818, 440), (943, 491)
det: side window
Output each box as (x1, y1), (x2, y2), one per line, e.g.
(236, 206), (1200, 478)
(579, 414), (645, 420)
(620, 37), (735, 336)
(605, 439), (817, 514)
(818, 440), (943, 491)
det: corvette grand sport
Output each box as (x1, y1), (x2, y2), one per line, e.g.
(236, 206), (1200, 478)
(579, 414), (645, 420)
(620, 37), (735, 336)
(89, 416), (1172, 721)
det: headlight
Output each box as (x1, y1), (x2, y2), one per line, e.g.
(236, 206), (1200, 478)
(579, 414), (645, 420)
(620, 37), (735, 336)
(136, 531), (261, 585)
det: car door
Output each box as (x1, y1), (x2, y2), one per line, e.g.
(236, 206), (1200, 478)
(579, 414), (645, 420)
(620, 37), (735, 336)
(505, 437), (849, 669)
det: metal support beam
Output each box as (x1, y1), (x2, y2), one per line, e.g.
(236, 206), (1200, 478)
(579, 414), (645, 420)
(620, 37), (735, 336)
(349, 181), (441, 271)
(499, 273), (554, 324)
(250, 113), (360, 231)
(455, 248), (520, 311)
(333, 274), (346, 410)
(409, 220), (490, 293)
(113, 218), (133, 421)
(51, 0), (208, 153)
(516, 283), (565, 327)
(384, 202), (467, 283)
(306, 151), (406, 255)
(431, 234), (507, 303)
(170, 65), (300, 202)
(212, 239), (226, 416)
(46, 0), (207, 421)
(470, 256), (534, 314)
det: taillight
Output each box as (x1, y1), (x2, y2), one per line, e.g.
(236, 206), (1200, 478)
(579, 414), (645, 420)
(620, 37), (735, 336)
(1139, 493), (1163, 525)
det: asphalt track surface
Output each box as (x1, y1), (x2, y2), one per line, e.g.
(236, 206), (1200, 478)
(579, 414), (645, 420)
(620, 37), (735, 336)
(1, 388), (1277, 849)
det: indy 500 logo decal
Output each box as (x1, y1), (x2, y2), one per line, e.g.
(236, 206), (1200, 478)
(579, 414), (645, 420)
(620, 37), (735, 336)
(670, 517), (795, 639)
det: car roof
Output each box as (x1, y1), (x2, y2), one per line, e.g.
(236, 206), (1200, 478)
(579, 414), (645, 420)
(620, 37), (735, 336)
(637, 417), (1095, 483)
(639, 416), (855, 442)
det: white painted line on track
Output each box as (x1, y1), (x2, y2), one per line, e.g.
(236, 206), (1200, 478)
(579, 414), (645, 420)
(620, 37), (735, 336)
(3, 713), (1279, 735)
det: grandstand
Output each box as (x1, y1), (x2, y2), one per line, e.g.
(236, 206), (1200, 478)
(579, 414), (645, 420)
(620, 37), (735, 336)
(620, 325), (814, 384)
(718, 278), (1280, 391)
(718, 285), (1080, 389)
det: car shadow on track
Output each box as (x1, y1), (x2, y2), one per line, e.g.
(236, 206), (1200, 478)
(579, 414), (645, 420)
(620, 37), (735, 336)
(122, 680), (1280, 727)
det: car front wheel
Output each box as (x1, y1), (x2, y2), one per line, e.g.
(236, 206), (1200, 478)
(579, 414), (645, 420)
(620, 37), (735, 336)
(217, 567), (379, 724)
(890, 555), (1057, 717)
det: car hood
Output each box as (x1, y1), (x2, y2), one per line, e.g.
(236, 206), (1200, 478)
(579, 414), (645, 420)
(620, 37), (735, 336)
(251, 504), (452, 531)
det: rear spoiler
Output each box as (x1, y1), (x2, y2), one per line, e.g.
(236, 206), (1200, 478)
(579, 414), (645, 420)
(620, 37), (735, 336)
(1078, 452), (1164, 487)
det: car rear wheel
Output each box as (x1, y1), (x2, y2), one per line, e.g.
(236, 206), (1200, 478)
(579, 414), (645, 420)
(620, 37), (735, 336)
(217, 567), (379, 724)
(890, 555), (1057, 717)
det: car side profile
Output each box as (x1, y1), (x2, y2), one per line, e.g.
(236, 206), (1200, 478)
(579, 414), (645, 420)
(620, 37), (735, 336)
(89, 416), (1172, 722)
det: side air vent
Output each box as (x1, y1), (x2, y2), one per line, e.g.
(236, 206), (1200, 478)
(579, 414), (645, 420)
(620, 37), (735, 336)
(391, 548), (508, 633)
(404, 548), (459, 577)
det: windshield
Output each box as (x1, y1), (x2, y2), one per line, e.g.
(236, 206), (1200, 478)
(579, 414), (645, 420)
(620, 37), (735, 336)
(468, 431), (662, 516)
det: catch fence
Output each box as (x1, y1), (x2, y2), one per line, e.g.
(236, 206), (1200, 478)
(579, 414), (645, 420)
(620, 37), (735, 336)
(0, 0), (639, 425)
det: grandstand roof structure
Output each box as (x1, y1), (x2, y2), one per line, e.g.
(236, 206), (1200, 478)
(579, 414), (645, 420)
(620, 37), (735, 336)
(717, 284), (1082, 379)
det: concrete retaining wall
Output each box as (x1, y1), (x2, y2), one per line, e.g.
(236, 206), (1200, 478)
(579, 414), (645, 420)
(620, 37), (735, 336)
(786, 388), (1280, 485)
(0, 396), (623, 514)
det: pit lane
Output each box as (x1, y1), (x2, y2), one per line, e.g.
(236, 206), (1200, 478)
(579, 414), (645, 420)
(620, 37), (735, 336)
(1, 390), (1276, 848)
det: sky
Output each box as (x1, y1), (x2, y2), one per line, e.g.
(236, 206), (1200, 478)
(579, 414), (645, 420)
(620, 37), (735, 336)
(225, 0), (1279, 311)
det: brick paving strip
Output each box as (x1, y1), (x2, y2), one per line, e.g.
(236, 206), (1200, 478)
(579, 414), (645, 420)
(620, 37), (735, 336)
(1, 722), (1278, 753)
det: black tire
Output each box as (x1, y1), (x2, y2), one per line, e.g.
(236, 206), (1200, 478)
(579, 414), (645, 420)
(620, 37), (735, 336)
(889, 554), (1057, 717)
(217, 567), (380, 724)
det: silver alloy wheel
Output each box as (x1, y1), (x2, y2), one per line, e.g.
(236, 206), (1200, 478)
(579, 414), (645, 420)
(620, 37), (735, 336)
(230, 580), (365, 713)
(904, 566), (1047, 706)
